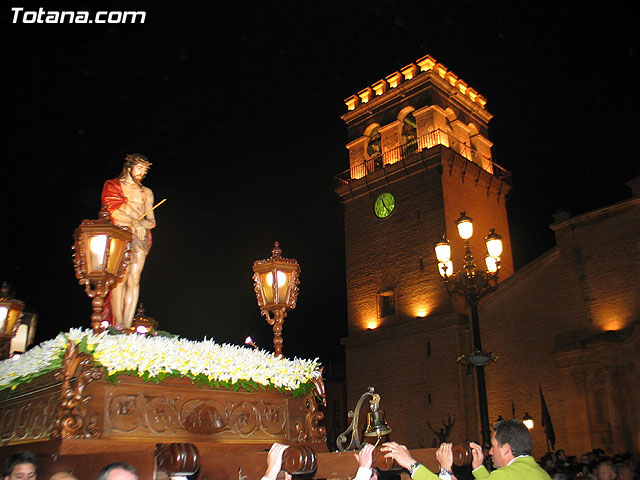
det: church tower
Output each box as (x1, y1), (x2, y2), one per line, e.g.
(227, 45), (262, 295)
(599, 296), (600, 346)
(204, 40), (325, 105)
(335, 55), (513, 446)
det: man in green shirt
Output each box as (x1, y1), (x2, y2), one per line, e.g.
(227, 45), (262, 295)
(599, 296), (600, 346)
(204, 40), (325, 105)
(469, 420), (551, 479)
(382, 419), (550, 480)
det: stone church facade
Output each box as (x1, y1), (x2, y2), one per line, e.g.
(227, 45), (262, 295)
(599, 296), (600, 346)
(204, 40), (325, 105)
(334, 54), (640, 456)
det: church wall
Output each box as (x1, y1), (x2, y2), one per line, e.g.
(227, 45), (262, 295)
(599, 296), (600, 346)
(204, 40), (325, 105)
(344, 314), (477, 449)
(478, 199), (640, 457)
(552, 200), (640, 332)
(478, 251), (587, 456)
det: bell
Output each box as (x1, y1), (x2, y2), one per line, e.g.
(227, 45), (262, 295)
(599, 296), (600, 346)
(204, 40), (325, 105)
(364, 408), (392, 437)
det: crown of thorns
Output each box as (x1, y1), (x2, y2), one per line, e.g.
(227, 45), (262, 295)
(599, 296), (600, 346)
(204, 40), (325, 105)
(125, 153), (152, 168)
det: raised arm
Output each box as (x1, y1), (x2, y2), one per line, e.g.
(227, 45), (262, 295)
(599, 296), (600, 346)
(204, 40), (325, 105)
(262, 443), (288, 480)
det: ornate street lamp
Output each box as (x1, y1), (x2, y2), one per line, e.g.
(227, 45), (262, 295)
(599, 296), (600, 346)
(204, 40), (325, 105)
(0, 282), (24, 360)
(523, 412), (534, 430)
(434, 212), (504, 448)
(252, 242), (300, 357)
(72, 207), (132, 334)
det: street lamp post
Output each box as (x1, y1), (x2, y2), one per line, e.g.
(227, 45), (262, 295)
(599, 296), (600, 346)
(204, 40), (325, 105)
(434, 212), (503, 448)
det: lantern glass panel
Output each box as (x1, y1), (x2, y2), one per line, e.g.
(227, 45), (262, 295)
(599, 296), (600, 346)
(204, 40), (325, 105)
(266, 269), (291, 304)
(0, 306), (7, 331)
(0, 306), (21, 336)
(456, 220), (473, 240)
(87, 234), (108, 273)
(486, 238), (503, 258)
(435, 242), (451, 263)
(10, 323), (29, 353)
(485, 256), (498, 273)
(106, 237), (127, 275)
(260, 272), (275, 304)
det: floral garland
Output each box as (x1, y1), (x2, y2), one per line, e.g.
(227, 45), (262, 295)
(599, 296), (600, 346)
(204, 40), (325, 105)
(0, 329), (320, 397)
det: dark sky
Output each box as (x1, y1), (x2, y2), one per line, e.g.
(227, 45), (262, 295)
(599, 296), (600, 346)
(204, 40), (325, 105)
(2, 2), (638, 369)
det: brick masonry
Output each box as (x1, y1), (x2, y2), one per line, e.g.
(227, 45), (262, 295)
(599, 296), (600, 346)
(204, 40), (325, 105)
(336, 56), (639, 457)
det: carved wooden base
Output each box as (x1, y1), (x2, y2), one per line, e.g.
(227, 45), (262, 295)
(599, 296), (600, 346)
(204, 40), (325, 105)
(0, 343), (330, 479)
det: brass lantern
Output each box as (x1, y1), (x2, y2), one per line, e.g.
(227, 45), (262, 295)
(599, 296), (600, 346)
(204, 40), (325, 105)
(130, 304), (158, 335)
(72, 207), (132, 333)
(252, 242), (300, 357)
(0, 282), (24, 360)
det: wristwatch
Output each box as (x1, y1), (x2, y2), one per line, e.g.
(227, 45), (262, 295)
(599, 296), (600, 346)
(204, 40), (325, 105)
(409, 462), (421, 476)
(440, 467), (453, 478)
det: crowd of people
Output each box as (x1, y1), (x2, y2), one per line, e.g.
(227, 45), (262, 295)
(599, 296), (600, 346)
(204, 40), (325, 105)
(2, 452), (139, 480)
(3, 420), (638, 480)
(538, 448), (637, 480)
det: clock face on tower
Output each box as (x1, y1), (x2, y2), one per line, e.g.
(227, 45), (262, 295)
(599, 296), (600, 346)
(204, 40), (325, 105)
(373, 192), (395, 219)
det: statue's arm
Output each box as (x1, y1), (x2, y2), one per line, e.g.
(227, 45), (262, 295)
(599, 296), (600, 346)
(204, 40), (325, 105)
(109, 204), (138, 224)
(137, 188), (156, 230)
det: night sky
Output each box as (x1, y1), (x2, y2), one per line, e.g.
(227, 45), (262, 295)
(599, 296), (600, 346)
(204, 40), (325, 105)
(3, 2), (638, 369)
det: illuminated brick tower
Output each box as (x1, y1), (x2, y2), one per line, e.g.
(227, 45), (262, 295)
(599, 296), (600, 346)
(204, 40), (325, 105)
(334, 55), (514, 446)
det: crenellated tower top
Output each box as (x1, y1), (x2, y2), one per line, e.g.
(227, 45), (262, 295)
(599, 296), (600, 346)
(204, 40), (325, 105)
(344, 54), (487, 113)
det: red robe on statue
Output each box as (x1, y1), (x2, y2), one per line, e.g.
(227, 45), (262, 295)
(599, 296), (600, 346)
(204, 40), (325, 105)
(101, 178), (128, 215)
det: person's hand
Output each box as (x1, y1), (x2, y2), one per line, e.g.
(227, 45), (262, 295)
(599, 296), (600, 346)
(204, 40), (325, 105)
(469, 442), (484, 470)
(436, 443), (453, 471)
(354, 443), (375, 470)
(380, 442), (416, 470)
(264, 443), (288, 480)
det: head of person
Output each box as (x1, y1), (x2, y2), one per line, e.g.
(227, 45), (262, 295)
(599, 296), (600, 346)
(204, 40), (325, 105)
(4, 451), (37, 480)
(597, 461), (617, 480)
(489, 419), (533, 469)
(122, 154), (151, 184)
(49, 473), (78, 480)
(97, 463), (138, 480)
(556, 450), (567, 462)
(541, 452), (555, 468)
(615, 463), (633, 480)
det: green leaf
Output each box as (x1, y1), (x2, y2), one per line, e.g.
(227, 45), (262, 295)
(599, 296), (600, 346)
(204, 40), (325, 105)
(239, 380), (254, 392)
(77, 335), (88, 353)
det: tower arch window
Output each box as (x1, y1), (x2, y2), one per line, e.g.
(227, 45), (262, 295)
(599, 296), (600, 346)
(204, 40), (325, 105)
(398, 107), (417, 157)
(364, 124), (382, 170)
(444, 108), (457, 151)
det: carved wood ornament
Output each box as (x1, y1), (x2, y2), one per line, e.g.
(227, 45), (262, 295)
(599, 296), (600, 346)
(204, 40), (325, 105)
(296, 368), (327, 444)
(53, 340), (103, 439)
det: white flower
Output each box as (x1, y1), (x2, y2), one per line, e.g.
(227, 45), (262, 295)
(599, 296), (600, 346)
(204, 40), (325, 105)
(0, 329), (320, 393)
